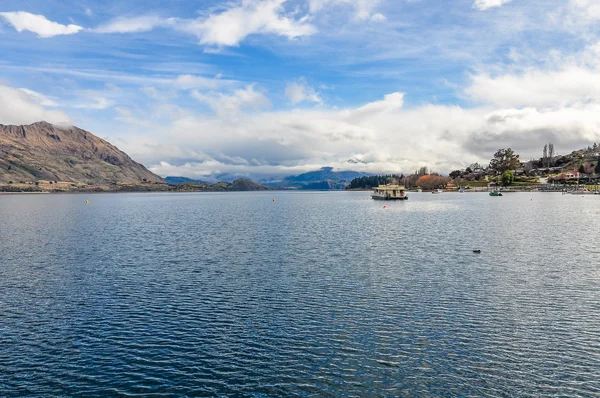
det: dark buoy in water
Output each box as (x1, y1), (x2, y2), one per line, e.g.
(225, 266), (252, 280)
(473, 249), (481, 254)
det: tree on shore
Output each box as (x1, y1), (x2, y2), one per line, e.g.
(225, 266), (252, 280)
(417, 166), (429, 177)
(415, 174), (450, 190)
(596, 160), (600, 174)
(449, 170), (462, 179)
(541, 143), (555, 167)
(501, 170), (515, 187)
(349, 174), (404, 189)
(489, 148), (520, 174)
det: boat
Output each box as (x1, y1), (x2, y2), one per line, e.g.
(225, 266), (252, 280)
(371, 183), (408, 200)
(489, 191), (503, 196)
(432, 189), (443, 194)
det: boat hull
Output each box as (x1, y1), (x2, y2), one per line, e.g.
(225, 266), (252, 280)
(371, 196), (409, 201)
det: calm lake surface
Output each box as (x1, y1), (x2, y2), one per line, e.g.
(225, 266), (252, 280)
(1, 191), (599, 397)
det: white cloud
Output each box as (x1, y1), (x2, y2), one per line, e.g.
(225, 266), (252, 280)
(0, 85), (71, 125)
(13, 66), (237, 94)
(285, 78), (322, 104)
(94, 15), (166, 33)
(466, 66), (600, 108)
(473, 0), (513, 11)
(560, 0), (600, 31)
(1, 3), (317, 45)
(8, 0), (381, 46)
(308, 0), (383, 20)
(191, 85), (271, 116)
(174, 74), (228, 90)
(370, 13), (387, 23)
(570, 0), (600, 20)
(91, 1), (317, 46)
(18, 88), (59, 107)
(177, 0), (317, 46)
(73, 97), (114, 110)
(349, 92), (404, 120)
(0, 11), (84, 38)
(124, 86), (600, 180)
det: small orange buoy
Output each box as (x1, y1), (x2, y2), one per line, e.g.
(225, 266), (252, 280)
(85, 200), (89, 204)
(383, 205), (387, 209)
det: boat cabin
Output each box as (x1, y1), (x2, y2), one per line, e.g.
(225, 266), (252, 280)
(371, 184), (408, 200)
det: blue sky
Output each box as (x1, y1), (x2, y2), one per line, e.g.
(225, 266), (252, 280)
(1, 0), (600, 180)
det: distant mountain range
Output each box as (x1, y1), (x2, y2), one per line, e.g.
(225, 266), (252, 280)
(261, 167), (370, 189)
(165, 176), (205, 184)
(166, 167), (371, 190)
(169, 178), (271, 192)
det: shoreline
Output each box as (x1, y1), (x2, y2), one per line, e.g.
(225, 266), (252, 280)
(1, 188), (596, 195)
(0, 191), (51, 194)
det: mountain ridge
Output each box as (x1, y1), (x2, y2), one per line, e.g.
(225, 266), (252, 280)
(0, 121), (162, 185)
(165, 176), (206, 184)
(171, 178), (271, 192)
(261, 167), (370, 189)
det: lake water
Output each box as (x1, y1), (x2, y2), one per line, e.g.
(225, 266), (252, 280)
(1, 191), (599, 397)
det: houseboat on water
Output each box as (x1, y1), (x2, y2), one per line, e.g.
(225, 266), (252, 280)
(371, 184), (408, 200)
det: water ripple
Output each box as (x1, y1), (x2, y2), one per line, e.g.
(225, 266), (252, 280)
(0, 192), (599, 396)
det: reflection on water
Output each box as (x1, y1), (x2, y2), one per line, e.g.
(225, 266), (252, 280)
(0, 191), (599, 396)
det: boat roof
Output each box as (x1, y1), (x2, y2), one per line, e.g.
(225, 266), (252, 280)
(376, 184), (406, 189)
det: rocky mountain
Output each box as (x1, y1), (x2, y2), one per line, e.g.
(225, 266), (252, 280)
(0, 122), (162, 185)
(229, 178), (270, 191)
